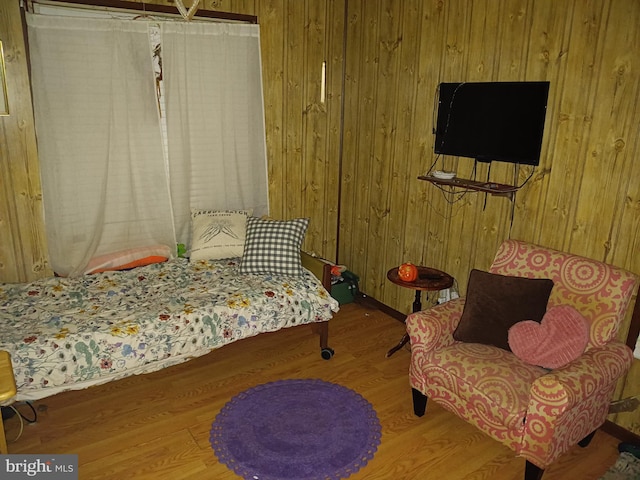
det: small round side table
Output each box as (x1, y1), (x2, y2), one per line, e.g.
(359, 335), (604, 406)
(386, 266), (453, 357)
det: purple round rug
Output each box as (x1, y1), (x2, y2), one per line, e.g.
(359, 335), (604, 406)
(209, 378), (382, 480)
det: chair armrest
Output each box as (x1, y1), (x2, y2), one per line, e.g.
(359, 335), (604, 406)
(406, 298), (465, 353)
(521, 341), (633, 466)
(530, 341), (633, 413)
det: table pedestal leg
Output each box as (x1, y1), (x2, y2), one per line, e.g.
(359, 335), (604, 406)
(385, 333), (409, 357)
(386, 291), (422, 357)
(412, 289), (422, 314)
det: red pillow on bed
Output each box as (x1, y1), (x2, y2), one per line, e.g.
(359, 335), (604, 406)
(84, 245), (172, 274)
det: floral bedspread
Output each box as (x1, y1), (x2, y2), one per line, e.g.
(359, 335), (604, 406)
(0, 258), (339, 401)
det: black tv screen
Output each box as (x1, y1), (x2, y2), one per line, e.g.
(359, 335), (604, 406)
(434, 81), (550, 166)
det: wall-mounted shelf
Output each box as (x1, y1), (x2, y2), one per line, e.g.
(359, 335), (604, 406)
(418, 175), (519, 197)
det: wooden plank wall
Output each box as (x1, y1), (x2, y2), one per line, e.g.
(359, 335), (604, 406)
(0, 0), (51, 282)
(340, 0), (640, 309)
(339, 0), (640, 434)
(2, 0), (640, 432)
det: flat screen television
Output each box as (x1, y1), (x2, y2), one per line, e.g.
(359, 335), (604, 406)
(434, 81), (550, 166)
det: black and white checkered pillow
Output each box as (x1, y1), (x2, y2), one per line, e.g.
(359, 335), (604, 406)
(239, 217), (310, 276)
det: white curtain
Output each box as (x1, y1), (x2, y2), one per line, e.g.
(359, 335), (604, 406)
(26, 12), (269, 276)
(27, 14), (176, 277)
(161, 22), (269, 246)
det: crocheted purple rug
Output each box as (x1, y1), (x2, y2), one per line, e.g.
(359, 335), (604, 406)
(210, 378), (382, 480)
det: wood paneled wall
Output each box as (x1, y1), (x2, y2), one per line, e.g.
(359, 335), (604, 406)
(2, 0), (640, 433)
(340, 0), (640, 310)
(339, 0), (640, 434)
(0, 0), (50, 282)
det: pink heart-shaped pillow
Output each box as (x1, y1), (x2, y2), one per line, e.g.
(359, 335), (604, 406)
(508, 305), (590, 369)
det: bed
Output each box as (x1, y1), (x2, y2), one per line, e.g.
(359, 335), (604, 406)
(0, 251), (339, 403)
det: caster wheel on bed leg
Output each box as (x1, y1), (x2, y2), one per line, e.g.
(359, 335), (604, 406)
(321, 348), (334, 360)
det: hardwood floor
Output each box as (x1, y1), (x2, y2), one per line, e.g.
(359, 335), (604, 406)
(5, 302), (620, 479)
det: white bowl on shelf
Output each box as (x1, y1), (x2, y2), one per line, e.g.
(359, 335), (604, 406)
(431, 170), (456, 180)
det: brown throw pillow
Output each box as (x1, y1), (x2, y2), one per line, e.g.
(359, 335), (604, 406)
(453, 269), (554, 351)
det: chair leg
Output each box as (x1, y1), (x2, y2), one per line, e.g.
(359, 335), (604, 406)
(412, 388), (428, 417)
(524, 460), (544, 480)
(522, 432), (593, 480)
(578, 430), (597, 447)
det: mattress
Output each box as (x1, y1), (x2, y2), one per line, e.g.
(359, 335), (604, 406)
(0, 258), (339, 401)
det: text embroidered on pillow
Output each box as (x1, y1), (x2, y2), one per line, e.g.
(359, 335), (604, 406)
(190, 210), (251, 261)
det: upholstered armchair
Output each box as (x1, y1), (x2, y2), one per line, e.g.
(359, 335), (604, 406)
(407, 240), (638, 480)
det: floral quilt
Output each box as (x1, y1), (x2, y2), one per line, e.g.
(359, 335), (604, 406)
(0, 258), (339, 401)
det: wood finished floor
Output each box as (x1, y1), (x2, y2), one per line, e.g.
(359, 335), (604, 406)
(5, 302), (620, 479)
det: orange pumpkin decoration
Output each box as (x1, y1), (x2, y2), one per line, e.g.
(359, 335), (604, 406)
(398, 262), (418, 282)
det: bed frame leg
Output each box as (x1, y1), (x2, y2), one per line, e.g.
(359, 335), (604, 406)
(313, 322), (334, 360)
(300, 252), (335, 360)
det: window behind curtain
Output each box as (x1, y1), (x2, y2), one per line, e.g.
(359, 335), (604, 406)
(27, 14), (175, 277)
(162, 21), (269, 248)
(26, 12), (268, 276)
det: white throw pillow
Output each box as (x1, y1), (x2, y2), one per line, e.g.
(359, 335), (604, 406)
(190, 210), (250, 261)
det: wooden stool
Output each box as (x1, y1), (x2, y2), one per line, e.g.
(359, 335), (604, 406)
(0, 351), (17, 454)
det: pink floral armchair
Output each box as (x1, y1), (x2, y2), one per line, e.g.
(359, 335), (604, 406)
(407, 240), (638, 480)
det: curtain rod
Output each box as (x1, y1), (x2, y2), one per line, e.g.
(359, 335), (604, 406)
(27, 0), (258, 24)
